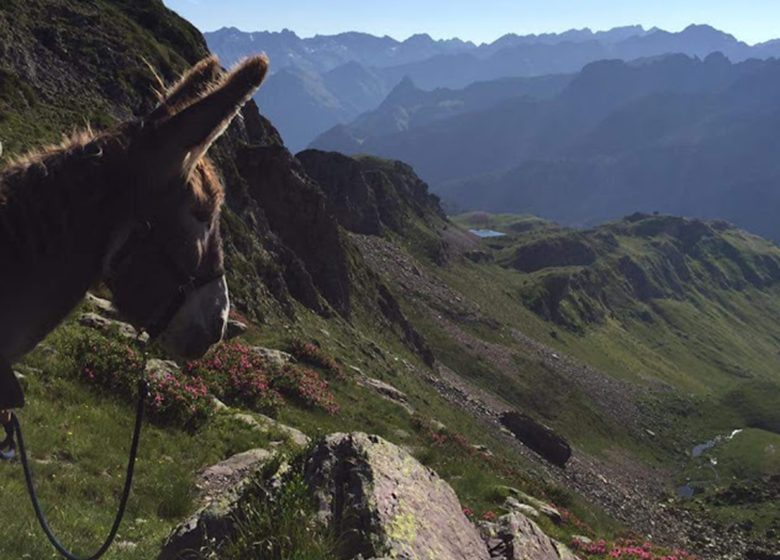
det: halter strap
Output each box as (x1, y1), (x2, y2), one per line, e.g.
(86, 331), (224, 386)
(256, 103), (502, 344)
(144, 267), (225, 340)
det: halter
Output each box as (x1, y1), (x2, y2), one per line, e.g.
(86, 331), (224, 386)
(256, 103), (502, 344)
(107, 219), (225, 340)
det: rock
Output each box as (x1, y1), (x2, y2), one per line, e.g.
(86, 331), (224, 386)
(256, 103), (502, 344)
(145, 359), (180, 381)
(196, 448), (273, 501)
(230, 412), (310, 448)
(78, 312), (149, 343)
(211, 397), (228, 412)
(501, 488), (561, 524)
(430, 419), (448, 433)
(357, 375), (415, 414)
(159, 449), (275, 560)
(504, 497), (540, 518)
(250, 346), (293, 368)
(224, 318), (248, 340)
(481, 512), (578, 560)
(84, 293), (120, 319)
(499, 411), (572, 468)
(572, 535), (592, 545)
(304, 432), (490, 560)
(473, 444), (494, 456)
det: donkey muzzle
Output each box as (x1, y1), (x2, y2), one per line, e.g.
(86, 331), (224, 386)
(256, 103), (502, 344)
(0, 359), (24, 409)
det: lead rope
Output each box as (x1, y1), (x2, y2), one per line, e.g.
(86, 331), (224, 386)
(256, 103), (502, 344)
(11, 376), (148, 560)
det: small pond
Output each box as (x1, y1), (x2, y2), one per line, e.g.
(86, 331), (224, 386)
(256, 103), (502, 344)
(677, 429), (743, 498)
(470, 229), (506, 238)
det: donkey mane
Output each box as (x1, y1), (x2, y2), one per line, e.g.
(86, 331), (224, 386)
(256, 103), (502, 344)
(0, 53), (252, 216)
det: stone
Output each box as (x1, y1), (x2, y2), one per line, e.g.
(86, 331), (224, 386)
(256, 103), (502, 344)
(230, 412), (310, 448)
(499, 411), (572, 468)
(504, 496), (540, 518)
(250, 346), (294, 368)
(501, 488), (562, 524)
(481, 512), (578, 560)
(158, 448), (275, 560)
(304, 432), (490, 560)
(473, 444), (494, 456)
(357, 375), (415, 414)
(196, 448), (273, 501)
(78, 312), (149, 343)
(145, 359), (181, 381)
(430, 419), (448, 433)
(84, 293), (120, 319)
(224, 318), (248, 340)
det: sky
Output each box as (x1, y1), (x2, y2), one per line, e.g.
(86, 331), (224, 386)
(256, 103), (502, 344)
(162, 0), (780, 45)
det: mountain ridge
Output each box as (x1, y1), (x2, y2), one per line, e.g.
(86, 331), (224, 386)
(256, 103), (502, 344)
(206, 23), (780, 150)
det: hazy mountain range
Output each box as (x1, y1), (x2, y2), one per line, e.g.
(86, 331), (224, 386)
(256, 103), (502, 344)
(314, 52), (780, 243)
(206, 24), (780, 150)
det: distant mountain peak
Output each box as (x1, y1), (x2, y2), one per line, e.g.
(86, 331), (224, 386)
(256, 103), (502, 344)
(404, 33), (434, 43)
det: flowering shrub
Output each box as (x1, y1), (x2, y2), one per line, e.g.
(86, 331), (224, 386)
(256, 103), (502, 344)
(481, 510), (498, 522)
(272, 365), (340, 415)
(462, 506), (474, 519)
(185, 341), (282, 414)
(187, 341), (339, 415)
(74, 332), (145, 392)
(69, 331), (213, 427)
(289, 339), (345, 378)
(553, 504), (593, 533)
(570, 537), (697, 560)
(145, 365), (214, 427)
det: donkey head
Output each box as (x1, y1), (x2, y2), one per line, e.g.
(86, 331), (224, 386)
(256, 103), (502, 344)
(104, 55), (267, 359)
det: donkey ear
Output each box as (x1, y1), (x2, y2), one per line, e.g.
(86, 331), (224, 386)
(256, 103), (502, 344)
(148, 55), (223, 121)
(157, 55), (268, 174)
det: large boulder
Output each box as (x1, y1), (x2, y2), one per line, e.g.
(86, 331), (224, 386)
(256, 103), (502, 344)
(499, 411), (572, 468)
(481, 512), (579, 560)
(304, 432), (490, 560)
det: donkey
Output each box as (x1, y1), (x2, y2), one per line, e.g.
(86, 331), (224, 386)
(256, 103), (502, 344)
(0, 54), (269, 410)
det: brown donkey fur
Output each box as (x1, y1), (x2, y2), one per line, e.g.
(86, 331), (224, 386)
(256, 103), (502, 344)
(0, 55), (269, 409)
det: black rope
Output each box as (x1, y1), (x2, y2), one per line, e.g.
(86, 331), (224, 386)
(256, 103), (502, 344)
(11, 379), (148, 560)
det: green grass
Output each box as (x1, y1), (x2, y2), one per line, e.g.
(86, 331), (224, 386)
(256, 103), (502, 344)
(1, 344), (277, 559)
(216, 455), (337, 560)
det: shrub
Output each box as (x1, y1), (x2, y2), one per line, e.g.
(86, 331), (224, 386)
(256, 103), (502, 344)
(570, 537), (698, 560)
(145, 364), (214, 427)
(185, 341), (282, 414)
(72, 331), (145, 393)
(289, 339), (345, 378)
(68, 330), (213, 427)
(187, 341), (339, 415)
(271, 365), (340, 415)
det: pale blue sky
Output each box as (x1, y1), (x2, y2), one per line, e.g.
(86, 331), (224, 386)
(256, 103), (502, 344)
(162, 0), (780, 45)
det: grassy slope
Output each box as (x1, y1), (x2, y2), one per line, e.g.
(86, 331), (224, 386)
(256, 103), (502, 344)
(442, 212), (780, 541)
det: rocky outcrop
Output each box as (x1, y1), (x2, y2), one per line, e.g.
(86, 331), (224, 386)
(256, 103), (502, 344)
(78, 312), (149, 343)
(499, 411), (572, 468)
(304, 432), (491, 560)
(160, 432), (583, 560)
(250, 346), (294, 368)
(481, 512), (579, 560)
(158, 448), (275, 560)
(236, 144), (353, 317)
(354, 372), (415, 414)
(229, 411), (311, 448)
(297, 150), (446, 238)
